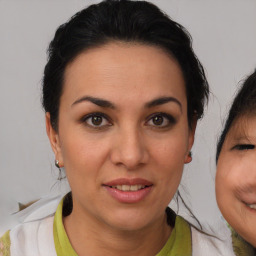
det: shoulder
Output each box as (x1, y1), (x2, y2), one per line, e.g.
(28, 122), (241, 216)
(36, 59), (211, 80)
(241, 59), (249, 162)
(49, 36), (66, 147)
(230, 226), (255, 256)
(190, 216), (252, 256)
(0, 194), (67, 256)
(0, 217), (56, 256)
(191, 225), (236, 256)
(0, 231), (11, 256)
(8, 216), (56, 256)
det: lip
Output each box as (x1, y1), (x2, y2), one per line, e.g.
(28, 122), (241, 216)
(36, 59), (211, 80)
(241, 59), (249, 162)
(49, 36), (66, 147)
(242, 200), (256, 208)
(239, 195), (256, 206)
(103, 178), (153, 203)
(242, 200), (256, 206)
(243, 202), (256, 213)
(104, 178), (153, 187)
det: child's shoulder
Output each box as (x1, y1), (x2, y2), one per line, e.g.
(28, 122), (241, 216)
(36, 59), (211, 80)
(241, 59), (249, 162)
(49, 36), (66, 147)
(230, 226), (256, 256)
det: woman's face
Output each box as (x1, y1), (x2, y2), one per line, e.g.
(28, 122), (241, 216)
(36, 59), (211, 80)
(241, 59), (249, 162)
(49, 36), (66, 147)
(216, 116), (256, 246)
(47, 42), (195, 231)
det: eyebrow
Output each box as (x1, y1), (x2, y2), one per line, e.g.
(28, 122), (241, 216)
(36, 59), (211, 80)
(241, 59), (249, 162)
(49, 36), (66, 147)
(72, 96), (115, 109)
(145, 97), (182, 111)
(72, 96), (182, 110)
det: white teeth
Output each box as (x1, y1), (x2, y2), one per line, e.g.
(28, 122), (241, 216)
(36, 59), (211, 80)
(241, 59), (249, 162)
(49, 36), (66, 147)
(248, 204), (256, 209)
(130, 185), (138, 191)
(111, 185), (146, 191)
(122, 185), (130, 191)
(117, 185), (122, 190)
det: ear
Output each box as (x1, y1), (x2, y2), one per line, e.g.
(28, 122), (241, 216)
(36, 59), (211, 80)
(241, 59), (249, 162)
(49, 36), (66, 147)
(184, 116), (197, 164)
(45, 113), (64, 167)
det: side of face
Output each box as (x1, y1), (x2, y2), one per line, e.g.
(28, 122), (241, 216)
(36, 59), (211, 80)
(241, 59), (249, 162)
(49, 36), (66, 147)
(216, 116), (256, 247)
(46, 42), (196, 231)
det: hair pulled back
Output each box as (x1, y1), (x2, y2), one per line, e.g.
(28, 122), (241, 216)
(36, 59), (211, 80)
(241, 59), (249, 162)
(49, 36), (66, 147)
(42, 0), (209, 130)
(216, 70), (256, 161)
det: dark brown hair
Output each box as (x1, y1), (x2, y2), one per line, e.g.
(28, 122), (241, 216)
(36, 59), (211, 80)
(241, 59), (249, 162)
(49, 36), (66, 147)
(42, 0), (209, 131)
(216, 69), (256, 161)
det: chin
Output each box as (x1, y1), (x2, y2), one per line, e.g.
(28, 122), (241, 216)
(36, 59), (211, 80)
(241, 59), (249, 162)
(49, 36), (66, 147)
(247, 238), (256, 248)
(239, 229), (256, 248)
(103, 208), (159, 232)
(227, 212), (256, 248)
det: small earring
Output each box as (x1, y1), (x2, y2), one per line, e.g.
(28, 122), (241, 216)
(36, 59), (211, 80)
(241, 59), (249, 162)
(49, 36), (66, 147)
(185, 151), (192, 164)
(55, 159), (60, 168)
(55, 160), (66, 181)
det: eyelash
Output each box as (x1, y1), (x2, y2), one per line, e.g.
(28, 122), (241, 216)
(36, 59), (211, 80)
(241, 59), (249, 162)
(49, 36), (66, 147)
(80, 112), (112, 129)
(80, 112), (176, 130)
(145, 112), (176, 128)
(232, 144), (255, 150)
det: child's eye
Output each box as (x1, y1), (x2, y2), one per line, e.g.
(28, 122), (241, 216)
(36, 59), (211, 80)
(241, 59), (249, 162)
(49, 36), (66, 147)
(232, 144), (255, 150)
(81, 113), (112, 128)
(146, 113), (176, 128)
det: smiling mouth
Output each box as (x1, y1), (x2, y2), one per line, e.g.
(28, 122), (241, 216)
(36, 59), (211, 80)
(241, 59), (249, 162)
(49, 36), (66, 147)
(246, 203), (256, 210)
(108, 184), (150, 192)
(103, 179), (153, 203)
(242, 200), (256, 210)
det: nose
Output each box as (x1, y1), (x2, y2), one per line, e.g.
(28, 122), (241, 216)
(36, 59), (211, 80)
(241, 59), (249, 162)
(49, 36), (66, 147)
(110, 127), (149, 170)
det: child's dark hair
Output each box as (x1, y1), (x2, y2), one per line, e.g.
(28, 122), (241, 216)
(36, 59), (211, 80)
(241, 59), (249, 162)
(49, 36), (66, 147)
(216, 69), (256, 161)
(42, 0), (209, 131)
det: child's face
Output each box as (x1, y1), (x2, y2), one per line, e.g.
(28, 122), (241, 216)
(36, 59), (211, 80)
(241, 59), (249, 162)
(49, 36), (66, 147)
(216, 115), (256, 247)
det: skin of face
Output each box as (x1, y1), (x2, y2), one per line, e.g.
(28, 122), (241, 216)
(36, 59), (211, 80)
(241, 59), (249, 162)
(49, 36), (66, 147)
(46, 42), (196, 254)
(216, 116), (256, 247)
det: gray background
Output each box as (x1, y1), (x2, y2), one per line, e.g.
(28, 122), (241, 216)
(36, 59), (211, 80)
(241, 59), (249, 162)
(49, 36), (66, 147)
(1, 0), (256, 235)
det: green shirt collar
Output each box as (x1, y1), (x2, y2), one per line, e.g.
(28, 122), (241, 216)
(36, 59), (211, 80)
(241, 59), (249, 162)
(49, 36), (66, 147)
(54, 199), (77, 256)
(53, 199), (192, 256)
(156, 215), (191, 256)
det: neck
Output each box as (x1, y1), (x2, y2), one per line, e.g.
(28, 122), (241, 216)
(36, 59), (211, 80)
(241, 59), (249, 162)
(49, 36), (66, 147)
(63, 204), (172, 256)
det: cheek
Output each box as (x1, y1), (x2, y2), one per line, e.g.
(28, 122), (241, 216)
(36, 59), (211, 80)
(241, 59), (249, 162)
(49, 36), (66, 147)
(155, 144), (186, 171)
(216, 160), (238, 200)
(59, 130), (111, 181)
(217, 158), (255, 193)
(151, 133), (188, 186)
(216, 159), (235, 216)
(153, 128), (189, 163)
(216, 158), (254, 220)
(216, 159), (256, 246)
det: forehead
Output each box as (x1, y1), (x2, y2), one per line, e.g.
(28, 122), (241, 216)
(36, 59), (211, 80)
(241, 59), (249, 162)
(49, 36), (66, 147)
(226, 114), (256, 142)
(62, 42), (186, 106)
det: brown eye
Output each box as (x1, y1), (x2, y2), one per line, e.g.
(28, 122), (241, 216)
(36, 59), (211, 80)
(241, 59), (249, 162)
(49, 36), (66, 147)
(91, 116), (103, 126)
(152, 115), (164, 126)
(82, 113), (112, 129)
(146, 113), (176, 128)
